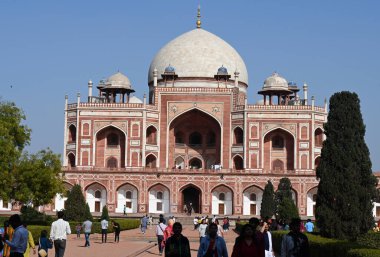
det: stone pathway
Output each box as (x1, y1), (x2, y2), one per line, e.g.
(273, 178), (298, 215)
(34, 225), (238, 257)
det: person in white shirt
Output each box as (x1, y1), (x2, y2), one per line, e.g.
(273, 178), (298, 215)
(50, 211), (71, 257)
(155, 218), (167, 256)
(100, 219), (108, 243)
(198, 219), (208, 243)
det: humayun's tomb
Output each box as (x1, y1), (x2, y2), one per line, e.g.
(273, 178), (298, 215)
(2, 8), (379, 218)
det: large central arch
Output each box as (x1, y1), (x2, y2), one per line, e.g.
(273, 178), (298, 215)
(263, 128), (295, 171)
(169, 109), (221, 169)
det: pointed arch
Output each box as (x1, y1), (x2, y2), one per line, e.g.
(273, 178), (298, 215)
(189, 157), (203, 169)
(67, 152), (76, 168)
(146, 154), (157, 168)
(263, 127), (295, 171)
(146, 125), (158, 145)
(306, 187), (318, 216)
(68, 124), (76, 143)
(116, 183), (138, 213)
(315, 128), (323, 147)
(243, 185), (264, 215)
(85, 182), (107, 212)
(95, 125), (126, 168)
(233, 126), (244, 145)
(211, 184), (233, 215)
(148, 183), (170, 214)
(233, 154), (244, 170)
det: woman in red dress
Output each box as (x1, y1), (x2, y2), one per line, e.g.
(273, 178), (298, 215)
(161, 219), (175, 252)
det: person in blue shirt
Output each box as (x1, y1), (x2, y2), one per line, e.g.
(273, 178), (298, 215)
(3, 214), (28, 257)
(305, 219), (314, 233)
(38, 230), (53, 257)
(197, 223), (228, 257)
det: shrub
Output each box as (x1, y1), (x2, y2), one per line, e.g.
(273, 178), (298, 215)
(347, 249), (380, 257)
(20, 206), (54, 225)
(357, 231), (380, 249)
(100, 205), (109, 221)
(27, 225), (51, 245)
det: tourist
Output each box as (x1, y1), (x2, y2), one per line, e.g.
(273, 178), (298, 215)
(140, 215), (148, 234)
(215, 220), (224, 238)
(188, 203), (193, 216)
(82, 218), (92, 247)
(155, 218), (167, 256)
(263, 222), (274, 257)
(4, 214), (28, 257)
(75, 223), (81, 238)
(23, 224), (36, 257)
(37, 230), (52, 257)
(123, 205), (126, 216)
(222, 217), (228, 232)
(193, 217), (199, 230)
(305, 219), (314, 233)
(197, 223), (228, 257)
(50, 211), (71, 257)
(231, 223), (264, 257)
(281, 218), (310, 257)
(198, 219), (208, 243)
(162, 219), (174, 253)
(3, 220), (14, 257)
(149, 215), (153, 229)
(165, 222), (191, 257)
(100, 218), (108, 243)
(112, 221), (120, 243)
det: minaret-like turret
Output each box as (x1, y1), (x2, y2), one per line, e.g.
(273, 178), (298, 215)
(88, 80), (93, 102)
(303, 83), (308, 105)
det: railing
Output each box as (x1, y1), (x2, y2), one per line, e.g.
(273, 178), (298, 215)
(247, 104), (325, 112)
(66, 102), (158, 110)
(62, 166), (316, 176)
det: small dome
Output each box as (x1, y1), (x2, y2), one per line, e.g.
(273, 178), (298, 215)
(217, 65), (228, 75)
(164, 65), (175, 73)
(129, 96), (143, 104)
(263, 72), (288, 90)
(105, 72), (132, 89)
(256, 99), (265, 105)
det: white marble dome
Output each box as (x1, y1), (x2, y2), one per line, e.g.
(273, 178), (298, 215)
(105, 72), (132, 89)
(263, 72), (288, 90)
(129, 96), (143, 104)
(148, 29), (248, 85)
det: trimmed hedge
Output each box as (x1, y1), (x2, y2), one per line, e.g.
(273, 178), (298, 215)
(28, 225), (51, 245)
(347, 249), (380, 257)
(357, 231), (380, 250)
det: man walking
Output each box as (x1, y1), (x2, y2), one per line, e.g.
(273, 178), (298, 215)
(82, 219), (92, 247)
(3, 214), (28, 257)
(140, 215), (148, 234)
(100, 218), (108, 243)
(281, 218), (310, 257)
(155, 217), (167, 256)
(50, 211), (71, 257)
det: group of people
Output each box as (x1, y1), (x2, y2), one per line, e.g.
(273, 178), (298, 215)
(193, 216), (230, 232)
(0, 214), (51, 257)
(76, 216), (121, 247)
(155, 216), (310, 257)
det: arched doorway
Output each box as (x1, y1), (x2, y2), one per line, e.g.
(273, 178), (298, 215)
(96, 126), (126, 168)
(169, 109), (221, 169)
(146, 154), (157, 168)
(189, 158), (202, 169)
(181, 186), (201, 214)
(233, 155), (243, 170)
(263, 128), (294, 171)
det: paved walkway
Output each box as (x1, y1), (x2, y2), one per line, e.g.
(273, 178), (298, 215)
(37, 225), (239, 257)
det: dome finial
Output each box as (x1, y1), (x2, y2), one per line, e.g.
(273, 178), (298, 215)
(196, 4), (201, 29)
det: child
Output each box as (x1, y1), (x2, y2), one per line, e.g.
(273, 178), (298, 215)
(75, 223), (82, 238)
(38, 230), (52, 257)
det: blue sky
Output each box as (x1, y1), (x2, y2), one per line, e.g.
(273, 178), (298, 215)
(1, 1), (379, 170)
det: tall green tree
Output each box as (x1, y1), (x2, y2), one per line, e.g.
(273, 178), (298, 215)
(275, 177), (299, 222)
(0, 100), (31, 200)
(100, 205), (109, 221)
(316, 91), (377, 240)
(260, 180), (276, 219)
(64, 184), (91, 221)
(15, 149), (64, 206)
